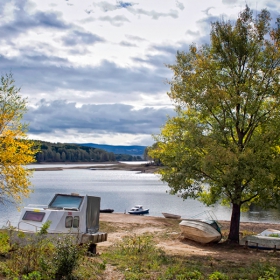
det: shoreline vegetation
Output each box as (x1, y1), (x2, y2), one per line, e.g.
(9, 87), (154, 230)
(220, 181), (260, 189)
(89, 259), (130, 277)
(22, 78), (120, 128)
(2, 213), (280, 279)
(28, 161), (159, 173)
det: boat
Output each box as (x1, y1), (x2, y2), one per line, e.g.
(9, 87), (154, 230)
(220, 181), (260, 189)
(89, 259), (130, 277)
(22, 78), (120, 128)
(13, 193), (107, 252)
(100, 209), (114, 213)
(179, 219), (222, 244)
(162, 212), (181, 219)
(240, 229), (280, 250)
(128, 205), (149, 215)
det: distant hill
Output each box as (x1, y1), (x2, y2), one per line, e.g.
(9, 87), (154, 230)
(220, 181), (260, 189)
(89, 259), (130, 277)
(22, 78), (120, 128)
(79, 143), (147, 157)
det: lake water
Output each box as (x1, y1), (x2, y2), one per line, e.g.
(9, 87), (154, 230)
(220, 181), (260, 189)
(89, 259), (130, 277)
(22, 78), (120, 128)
(1, 163), (280, 227)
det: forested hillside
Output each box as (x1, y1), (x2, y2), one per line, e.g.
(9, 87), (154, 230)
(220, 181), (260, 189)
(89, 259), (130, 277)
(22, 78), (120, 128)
(79, 143), (146, 157)
(35, 141), (143, 163)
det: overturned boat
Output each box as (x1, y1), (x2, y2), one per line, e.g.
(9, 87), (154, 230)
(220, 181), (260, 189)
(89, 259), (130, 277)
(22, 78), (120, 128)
(162, 212), (181, 219)
(179, 219), (222, 244)
(14, 193), (107, 252)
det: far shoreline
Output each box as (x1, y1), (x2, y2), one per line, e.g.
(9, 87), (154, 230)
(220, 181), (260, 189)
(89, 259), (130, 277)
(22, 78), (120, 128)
(28, 161), (159, 173)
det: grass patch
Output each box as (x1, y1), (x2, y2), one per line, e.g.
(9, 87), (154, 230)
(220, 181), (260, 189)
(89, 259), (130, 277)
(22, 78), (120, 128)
(1, 227), (280, 279)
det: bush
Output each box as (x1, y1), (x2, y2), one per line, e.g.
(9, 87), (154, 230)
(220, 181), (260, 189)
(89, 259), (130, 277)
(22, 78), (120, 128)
(53, 235), (88, 280)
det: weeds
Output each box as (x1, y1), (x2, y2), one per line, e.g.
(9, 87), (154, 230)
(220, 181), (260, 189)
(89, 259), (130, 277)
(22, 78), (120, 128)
(2, 225), (280, 280)
(0, 223), (104, 280)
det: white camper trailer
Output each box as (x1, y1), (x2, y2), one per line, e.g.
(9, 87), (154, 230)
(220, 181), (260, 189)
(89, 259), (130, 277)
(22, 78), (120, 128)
(16, 193), (107, 250)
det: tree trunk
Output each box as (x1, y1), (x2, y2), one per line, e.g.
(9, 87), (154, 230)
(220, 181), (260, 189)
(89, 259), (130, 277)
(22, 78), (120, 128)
(228, 203), (241, 243)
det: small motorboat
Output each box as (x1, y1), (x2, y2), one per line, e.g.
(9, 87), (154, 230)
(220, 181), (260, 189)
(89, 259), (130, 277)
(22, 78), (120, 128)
(162, 212), (181, 219)
(128, 205), (149, 215)
(100, 209), (114, 213)
(179, 219), (222, 244)
(240, 229), (280, 250)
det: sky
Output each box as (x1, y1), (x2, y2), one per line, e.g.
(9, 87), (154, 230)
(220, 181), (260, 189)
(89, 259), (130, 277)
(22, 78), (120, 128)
(0, 0), (279, 146)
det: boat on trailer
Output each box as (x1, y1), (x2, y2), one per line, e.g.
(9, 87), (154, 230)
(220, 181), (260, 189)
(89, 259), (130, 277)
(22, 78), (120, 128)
(179, 219), (222, 244)
(14, 193), (107, 252)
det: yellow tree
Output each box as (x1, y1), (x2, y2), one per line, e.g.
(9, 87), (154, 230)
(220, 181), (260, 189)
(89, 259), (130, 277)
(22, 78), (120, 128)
(149, 6), (280, 243)
(0, 74), (39, 204)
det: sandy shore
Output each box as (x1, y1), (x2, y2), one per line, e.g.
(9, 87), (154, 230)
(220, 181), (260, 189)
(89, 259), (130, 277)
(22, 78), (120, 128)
(98, 213), (280, 262)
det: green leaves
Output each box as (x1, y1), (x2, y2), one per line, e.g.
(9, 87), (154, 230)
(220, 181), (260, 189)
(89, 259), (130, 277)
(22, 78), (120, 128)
(149, 6), (280, 242)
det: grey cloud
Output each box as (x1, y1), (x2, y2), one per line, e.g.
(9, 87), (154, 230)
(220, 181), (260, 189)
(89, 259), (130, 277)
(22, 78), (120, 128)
(176, 1), (184, 10)
(98, 15), (130, 26)
(125, 35), (146, 42)
(131, 8), (178, 20)
(185, 30), (200, 37)
(148, 41), (191, 58)
(94, 1), (137, 12)
(61, 30), (105, 46)
(132, 54), (175, 72)
(24, 100), (175, 135)
(222, 0), (238, 4)
(0, 54), (169, 96)
(202, 7), (215, 16)
(0, 1), (70, 39)
(196, 14), (222, 38)
(119, 41), (137, 47)
(117, 1), (133, 8)
(85, 9), (93, 14)
(93, 1), (178, 20)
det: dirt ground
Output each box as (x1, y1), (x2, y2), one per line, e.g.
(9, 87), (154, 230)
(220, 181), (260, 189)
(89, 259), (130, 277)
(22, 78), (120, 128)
(98, 213), (280, 263)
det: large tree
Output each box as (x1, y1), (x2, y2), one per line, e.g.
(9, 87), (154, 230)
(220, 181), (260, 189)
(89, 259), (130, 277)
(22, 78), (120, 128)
(149, 6), (280, 243)
(0, 74), (39, 204)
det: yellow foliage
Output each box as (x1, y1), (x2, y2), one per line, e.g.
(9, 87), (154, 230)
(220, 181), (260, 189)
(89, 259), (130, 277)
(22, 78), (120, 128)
(0, 74), (39, 204)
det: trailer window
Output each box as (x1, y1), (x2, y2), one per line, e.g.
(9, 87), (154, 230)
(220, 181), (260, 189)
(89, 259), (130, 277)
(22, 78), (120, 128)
(65, 216), (79, 228)
(49, 194), (83, 210)
(23, 211), (45, 222)
(65, 216), (73, 228)
(73, 216), (79, 228)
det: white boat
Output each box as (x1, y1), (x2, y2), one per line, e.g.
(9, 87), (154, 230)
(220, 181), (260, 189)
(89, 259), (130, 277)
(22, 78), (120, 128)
(179, 219), (222, 244)
(128, 205), (149, 215)
(240, 229), (280, 250)
(162, 212), (181, 219)
(13, 193), (107, 250)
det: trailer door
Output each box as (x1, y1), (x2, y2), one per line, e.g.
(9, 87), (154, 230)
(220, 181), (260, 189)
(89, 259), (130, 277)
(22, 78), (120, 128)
(86, 196), (100, 233)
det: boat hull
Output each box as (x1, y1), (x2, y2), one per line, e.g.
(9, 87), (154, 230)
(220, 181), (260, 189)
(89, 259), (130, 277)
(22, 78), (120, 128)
(179, 219), (221, 244)
(162, 212), (181, 219)
(128, 209), (149, 215)
(100, 209), (114, 213)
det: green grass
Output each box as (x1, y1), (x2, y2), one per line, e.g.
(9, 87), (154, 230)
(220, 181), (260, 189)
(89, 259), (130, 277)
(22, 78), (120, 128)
(1, 229), (280, 279)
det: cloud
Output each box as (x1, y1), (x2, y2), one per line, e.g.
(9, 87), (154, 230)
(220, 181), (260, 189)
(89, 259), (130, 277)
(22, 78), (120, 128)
(185, 30), (200, 37)
(130, 8), (178, 20)
(125, 34), (146, 42)
(98, 15), (130, 26)
(222, 0), (238, 4)
(202, 7), (215, 16)
(119, 41), (137, 47)
(94, 1), (137, 12)
(61, 30), (105, 46)
(117, 1), (133, 8)
(24, 100), (175, 136)
(0, 1), (71, 40)
(176, 1), (184, 10)
(93, 1), (178, 20)
(0, 54), (169, 101)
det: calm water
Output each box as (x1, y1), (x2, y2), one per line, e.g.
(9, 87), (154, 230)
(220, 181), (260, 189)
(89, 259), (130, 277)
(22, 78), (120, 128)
(1, 163), (280, 227)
